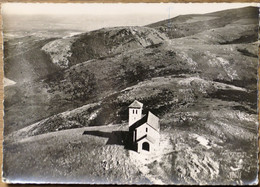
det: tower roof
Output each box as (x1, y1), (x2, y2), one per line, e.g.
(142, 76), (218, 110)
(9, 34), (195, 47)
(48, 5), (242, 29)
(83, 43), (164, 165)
(128, 100), (143, 108)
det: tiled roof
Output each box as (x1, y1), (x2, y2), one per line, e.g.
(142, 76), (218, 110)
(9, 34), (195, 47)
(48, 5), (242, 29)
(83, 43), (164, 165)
(129, 115), (148, 131)
(129, 111), (160, 132)
(128, 100), (143, 108)
(147, 111), (160, 131)
(136, 134), (156, 144)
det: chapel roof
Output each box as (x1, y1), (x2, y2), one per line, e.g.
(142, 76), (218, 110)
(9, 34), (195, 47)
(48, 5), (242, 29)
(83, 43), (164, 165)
(129, 111), (160, 132)
(147, 111), (160, 131)
(136, 134), (156, 144)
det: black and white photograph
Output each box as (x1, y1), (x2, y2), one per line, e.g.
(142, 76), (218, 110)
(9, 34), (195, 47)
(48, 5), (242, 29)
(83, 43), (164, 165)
(2, 3), (259, 185)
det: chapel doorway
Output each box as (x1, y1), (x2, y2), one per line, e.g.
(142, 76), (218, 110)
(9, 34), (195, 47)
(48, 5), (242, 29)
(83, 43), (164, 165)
(142, 142), (150, 151)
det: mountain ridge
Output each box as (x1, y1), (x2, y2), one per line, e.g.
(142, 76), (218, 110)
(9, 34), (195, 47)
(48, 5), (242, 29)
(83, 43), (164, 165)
(4, 6), (258, 134)
(147, 6), (258, 39)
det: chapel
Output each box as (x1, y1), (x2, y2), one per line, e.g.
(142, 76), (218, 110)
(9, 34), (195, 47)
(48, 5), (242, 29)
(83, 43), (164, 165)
(128, 100), (160, 153)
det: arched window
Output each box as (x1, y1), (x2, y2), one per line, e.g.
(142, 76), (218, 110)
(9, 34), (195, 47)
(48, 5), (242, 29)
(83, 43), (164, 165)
(142, 142), (150, 151)
(136, 110), (138, 114)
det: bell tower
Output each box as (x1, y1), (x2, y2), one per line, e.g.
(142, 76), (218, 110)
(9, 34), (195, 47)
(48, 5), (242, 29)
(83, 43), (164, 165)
(128, 100), (143, 127)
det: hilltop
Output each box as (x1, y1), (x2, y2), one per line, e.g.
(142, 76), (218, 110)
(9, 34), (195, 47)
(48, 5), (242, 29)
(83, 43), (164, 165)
(148, 6), (258, 40)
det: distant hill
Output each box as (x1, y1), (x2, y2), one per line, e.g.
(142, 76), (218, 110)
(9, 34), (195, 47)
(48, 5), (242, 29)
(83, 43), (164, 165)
(147, 6), (258, 39)
(43, 26), (167, 68)
(4, 6), (258, 134)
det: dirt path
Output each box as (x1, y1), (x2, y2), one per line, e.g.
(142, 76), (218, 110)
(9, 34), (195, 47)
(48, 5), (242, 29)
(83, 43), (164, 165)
(129, 132), (174, 184)
(129, 151), (164, 184)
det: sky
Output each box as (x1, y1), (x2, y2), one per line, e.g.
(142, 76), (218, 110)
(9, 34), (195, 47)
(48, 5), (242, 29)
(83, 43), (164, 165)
(2, 3), (259, 16)
(2, 3), (259, 32)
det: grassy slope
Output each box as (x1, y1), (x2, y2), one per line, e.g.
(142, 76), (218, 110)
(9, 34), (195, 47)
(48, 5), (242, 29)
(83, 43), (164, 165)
(4, 103), (258, 184)
(147, 6), (258, 40)
(5, 75), (258, 184)
(7, 75), (255, 139)
(41, 26), (167, 68)
(3, 125), (148, 184)
(68, 26), (167, 67)
(4, 36), (60, 83)
(4, 40), (257, 134)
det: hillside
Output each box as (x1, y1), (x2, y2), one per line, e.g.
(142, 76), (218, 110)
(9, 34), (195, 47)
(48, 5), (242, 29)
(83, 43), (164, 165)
(4, 96), (258, 184)
(147, 6), (258, 40)
(42, 26), (167, 68)
(3, 6), (259, 185)
(4, 125), (149, 184)
(4, 37), (257, 134)
(4, 36), (60, 83)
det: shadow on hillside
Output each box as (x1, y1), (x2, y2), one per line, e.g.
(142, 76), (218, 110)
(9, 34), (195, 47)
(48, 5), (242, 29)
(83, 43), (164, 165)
(83, 130), (133, 150)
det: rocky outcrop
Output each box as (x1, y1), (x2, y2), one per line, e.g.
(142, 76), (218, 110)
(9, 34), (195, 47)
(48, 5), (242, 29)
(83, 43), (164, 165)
(42, 26), (168, 68)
